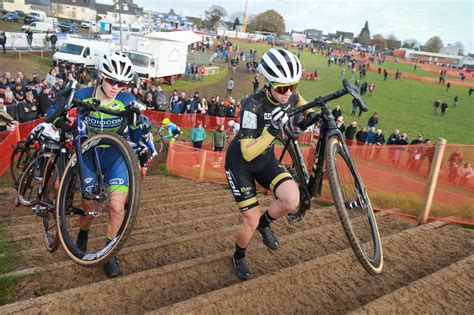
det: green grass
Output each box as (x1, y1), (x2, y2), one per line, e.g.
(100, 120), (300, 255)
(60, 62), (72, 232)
(225, 39), (474, 144)
(376, 60), (473, 81)
(0, 222), (20, 305)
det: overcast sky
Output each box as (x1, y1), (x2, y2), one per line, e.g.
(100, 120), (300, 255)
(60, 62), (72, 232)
(110, 0), (473, 54)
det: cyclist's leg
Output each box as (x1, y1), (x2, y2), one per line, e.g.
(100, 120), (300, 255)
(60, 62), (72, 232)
(103, 151), (129, 240)
(255, 158), (299, 219)
(79, 152), (99, 230)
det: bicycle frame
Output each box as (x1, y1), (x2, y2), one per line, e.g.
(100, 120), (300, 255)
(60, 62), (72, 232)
(279, 103), (352, 200)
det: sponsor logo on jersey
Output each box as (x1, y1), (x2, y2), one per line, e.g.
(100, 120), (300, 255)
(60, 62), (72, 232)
(264, 113), (272, 120)
(85, 116), (124, 128)
(109, 178), (125, 185)
(225, 170), (241, 196)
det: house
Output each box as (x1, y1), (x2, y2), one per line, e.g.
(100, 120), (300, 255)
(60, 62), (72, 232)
(103, 0), (144, 25)
(336, 31), (354, 44)
(51, 0), (97, 21)
(303, 29), (323, 40)
(3, 0), (33, 13)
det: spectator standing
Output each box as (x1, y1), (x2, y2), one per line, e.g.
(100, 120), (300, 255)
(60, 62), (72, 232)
(213, 124), (226, 152)
(216, 101), (226, 125)
(458, 162), (473, 185)
(185, 63), (191, 81)
(25, 28), (33, 47)
(446, 82), (451, 91)
(440, 101), (448, 116)
(344, 121), (357, 145)
(13, 83), (25, 103)
(197, 97), (208, 115)
(208, 95), (217, 116)
(453, 95), (459, 108)
(367, 112), (379, 128)
(226, 77), (235, 97)
(252, 75), (259, 93)
(155, 86), (167, 111)
(0, 31), (6, 55)
(433, 99), (440, 114)
(17, 91), (38, 122)
(336, 116), (345, 134)
(448, 150), (463, 182)
(355, 127), (368, 144)
(373, 129), (385, 159)
(37, 85), (52, 116)
(332, 105), (342, 121)
(198, 64), (206, 81)
(368, 83), (376, 96)
(49, 32), (58, 50)
(387, 129), (400, 145)
(170, 95), (181, 114)
(383, 69), (388, 80)
(227, 99), (236, 117)
(190, 121), (206, 149)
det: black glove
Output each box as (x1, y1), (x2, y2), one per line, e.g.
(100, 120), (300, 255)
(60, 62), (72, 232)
(297, 112), (319, 130)
(267, 107), (289, 137)
(125, 103), (141, 125)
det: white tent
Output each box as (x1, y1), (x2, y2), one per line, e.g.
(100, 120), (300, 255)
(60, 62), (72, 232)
(145, 30), (201, 44)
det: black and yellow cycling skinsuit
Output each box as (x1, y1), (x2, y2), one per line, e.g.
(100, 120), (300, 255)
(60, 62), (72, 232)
(225, 88), (307, 212)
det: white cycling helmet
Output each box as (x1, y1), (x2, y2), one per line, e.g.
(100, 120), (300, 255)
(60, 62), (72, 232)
(258, 48), (302, 84)
(99, 51), (134, 83)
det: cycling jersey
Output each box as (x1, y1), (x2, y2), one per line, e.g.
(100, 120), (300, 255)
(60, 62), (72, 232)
(27, 122), (60, 143)
(46, 86), (139, 192)
(225, 88), (307, 211)
(161, 122), (181, 139)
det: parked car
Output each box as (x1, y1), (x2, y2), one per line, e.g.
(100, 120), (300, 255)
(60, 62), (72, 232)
(81, 20), (92, 28)
(57, 24), (78, 33)
(14, 10), (25, 17)
(24, 15), (40, 25)
(0, 8), (9, 15)
(2, 12), (20, 22)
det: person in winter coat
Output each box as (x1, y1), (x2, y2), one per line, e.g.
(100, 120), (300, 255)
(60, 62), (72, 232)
(190, 121), (206, 149)
(344, 121), (357, 144)
(0, 31), (6, 54)
(367, 112), (379, 128)
(213, 124), (226, 152)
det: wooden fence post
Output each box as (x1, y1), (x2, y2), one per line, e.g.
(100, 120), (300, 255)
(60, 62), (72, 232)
(18, 51), (21, 60)
(418, 138), (447, 225)
(198, 150), (207, 181)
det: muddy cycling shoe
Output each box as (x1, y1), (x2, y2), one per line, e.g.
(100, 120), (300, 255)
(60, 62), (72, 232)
(257, 226), (280, 250)
(231, 256), (252, 280)
(104, 255), (121, 278)
(75, 230), (88, 252)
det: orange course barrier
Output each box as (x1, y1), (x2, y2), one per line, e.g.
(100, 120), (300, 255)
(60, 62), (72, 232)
(0, 118), (44, 176)
(166, 142), (474, 225)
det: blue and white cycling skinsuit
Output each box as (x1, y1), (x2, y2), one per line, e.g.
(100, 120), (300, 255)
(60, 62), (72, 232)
(46, 86), (141, 193)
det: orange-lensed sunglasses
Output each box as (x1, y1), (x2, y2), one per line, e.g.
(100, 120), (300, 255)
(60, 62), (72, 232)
(270, 81), (299, 94)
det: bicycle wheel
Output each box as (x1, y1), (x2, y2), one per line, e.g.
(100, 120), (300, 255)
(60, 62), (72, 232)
(155, 139), (165, 154)
(325, 136), (383, 274)
(277, 139), (311, 224)
(10, 141), (33, 190)
(41, 155), (60, 252)
(17, 152), (52, 207)
(56, 133), (140, 266)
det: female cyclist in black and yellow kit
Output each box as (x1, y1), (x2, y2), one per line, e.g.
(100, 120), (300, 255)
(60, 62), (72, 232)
(226, 48), (317, 280)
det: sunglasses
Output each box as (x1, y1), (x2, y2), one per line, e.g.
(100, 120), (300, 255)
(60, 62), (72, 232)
(270, 81), (298, 94)
(104, 77), (128, 88)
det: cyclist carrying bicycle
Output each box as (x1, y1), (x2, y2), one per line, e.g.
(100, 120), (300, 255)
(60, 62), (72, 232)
(160, 118), (182, 141)
(134, 115), (157, 181)
(225, 48), (317, 280)
(46, 51), (141, 278)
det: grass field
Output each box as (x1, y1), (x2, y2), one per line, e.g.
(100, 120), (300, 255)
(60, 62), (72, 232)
(223, 39), (474, 144)
(1, 37), (473, 144)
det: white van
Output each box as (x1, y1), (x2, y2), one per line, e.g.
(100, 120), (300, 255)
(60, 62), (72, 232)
(53, 39), (116, 68)
(21, 22), (58, 33)
(28, 10), (46, 21)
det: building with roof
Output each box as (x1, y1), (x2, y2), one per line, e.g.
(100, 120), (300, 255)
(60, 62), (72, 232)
(51, 0), (97, 21)
(336, 31), (354, 44)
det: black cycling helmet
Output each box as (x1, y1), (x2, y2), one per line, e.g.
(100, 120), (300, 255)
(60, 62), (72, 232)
(138, 115), (153, 134)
